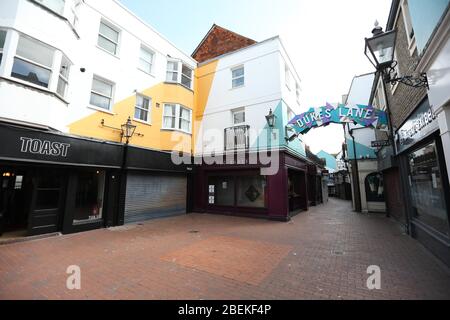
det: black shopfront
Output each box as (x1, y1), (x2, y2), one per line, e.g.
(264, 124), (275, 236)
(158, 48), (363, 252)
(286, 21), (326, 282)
(0, 122), (124, 237)
(396, 97), (450, 266)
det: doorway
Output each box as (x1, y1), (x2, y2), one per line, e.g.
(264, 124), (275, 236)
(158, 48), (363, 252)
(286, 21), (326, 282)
(0, 168), (31, 238)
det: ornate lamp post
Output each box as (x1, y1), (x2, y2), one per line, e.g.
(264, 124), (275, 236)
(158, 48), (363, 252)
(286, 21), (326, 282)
(121, 117), (137, 144)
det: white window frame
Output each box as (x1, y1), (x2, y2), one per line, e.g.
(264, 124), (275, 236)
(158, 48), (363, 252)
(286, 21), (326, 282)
(56, 54), (71, 99)
(97, 20), (121, 57)
(134, 94), (152, 124)
(12, 34), (55, 89)
(285, 65), (291, 90)
(166, 59), (194, 90)
(89, 75), (115, 111)
(400, 0), (417, 55)
(138, 45), (154, 75)
(373, 78), (387, 112)
(231, 65), (245, 89)
(0, 29), (5, 66)
(232, 108), (246, 126)
(34, 0), (66, 16)
(295, 82), (301, 103)
(162, 103), (192, 134)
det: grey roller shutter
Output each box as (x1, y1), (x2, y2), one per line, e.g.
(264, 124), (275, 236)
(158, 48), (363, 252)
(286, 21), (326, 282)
(124, 173), (186, 224)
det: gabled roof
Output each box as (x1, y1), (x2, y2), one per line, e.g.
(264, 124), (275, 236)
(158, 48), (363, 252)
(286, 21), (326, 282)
(192, 24), (257, 63)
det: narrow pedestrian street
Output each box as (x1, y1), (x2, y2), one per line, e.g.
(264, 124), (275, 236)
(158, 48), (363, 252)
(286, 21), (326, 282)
(1, 198), (449, 300)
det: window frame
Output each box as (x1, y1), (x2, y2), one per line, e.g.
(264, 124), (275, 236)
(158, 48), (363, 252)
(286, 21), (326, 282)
(138, 45), (155, 75)
(33, 0), (66, 16)
(231, 65), (245, 89)
(400, 0), (417, 55)
(162, 103), (192, 134)
(11, 34), (55, 89)
(295, 82), (301, 103)
(0, 29), (6, 66)
(232, 108), (246, 126)
(166, 59), (194, 90)
(285, 65), (291, 90)
(56, 54), (71, 98)
(97, 20), (121, 57)
(134, 94), (152, 124)
(89, 75), (115, 111)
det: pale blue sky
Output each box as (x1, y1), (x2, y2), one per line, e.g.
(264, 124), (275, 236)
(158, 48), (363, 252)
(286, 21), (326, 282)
(119, 0), (392, 153)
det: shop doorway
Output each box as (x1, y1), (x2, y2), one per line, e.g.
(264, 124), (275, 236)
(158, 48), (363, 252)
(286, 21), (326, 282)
(0, 166), (66, 239)
(288, 169), (307, 213)
(0, 168), (30, 238)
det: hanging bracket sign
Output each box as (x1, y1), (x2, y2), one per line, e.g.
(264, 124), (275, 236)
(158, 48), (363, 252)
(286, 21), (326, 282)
(288, 103), (388, 135)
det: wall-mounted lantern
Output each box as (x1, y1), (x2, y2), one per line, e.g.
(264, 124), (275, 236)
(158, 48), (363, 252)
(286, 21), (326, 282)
(265, 109), (276, 128)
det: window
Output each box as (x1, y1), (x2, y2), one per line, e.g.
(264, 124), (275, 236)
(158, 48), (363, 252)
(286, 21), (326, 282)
(166, 60), (193, 89)
(166, 60), (179, 82)
(232, 109), (245, 125)
(90, 76), (114, 110)
(134, 95), (151, 122)
(296, 83), (301, 102)
(181, 64), (193, 89)
(373, 79), (387, 111)
(400, 0), (416, 53)
(97, 21), (120, 55)
(408, 142), (449, 236)
(232, 66), (244, 88)
(11, 35), (54, 88)
(162, 103), (192, 133)
(35, 0), (66, 15)
(0, 30), (6, 65)
(56, 55), (71, 98)
(285, 65), (291, 89)
(73, 170), (106, 224)
(391, 51), (400, 91)
(139, 46), (154, 74)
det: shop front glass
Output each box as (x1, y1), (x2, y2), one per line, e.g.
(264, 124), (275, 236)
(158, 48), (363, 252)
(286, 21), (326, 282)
(408, 141), (449, 236)
(73, 170), (106, 224)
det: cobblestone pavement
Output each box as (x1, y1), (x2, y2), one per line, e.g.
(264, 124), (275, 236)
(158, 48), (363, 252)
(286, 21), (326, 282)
(1, 198), (449, 300)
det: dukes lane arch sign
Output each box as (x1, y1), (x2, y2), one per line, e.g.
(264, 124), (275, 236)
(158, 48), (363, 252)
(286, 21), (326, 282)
(288, 103), (388, 135)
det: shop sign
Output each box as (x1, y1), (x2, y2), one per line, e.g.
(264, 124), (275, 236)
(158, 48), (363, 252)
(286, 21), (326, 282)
(288, 103), (388, 135)
(396, 99), (438, 153)
(371, 140), (390, 148)
(20, 137), (70, 157)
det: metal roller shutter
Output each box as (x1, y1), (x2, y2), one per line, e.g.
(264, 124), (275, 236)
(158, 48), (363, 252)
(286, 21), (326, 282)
(124, 173), (187, 224)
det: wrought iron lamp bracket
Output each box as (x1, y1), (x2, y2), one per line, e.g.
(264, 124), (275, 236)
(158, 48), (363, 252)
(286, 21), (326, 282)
(383, 61), (429, 90)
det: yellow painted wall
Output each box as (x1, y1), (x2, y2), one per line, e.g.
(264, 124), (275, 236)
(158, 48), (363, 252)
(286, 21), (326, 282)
(69, 82), (194, 153)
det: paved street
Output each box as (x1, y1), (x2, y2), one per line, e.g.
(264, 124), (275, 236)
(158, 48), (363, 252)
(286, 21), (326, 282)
(0, 198), (449, 300)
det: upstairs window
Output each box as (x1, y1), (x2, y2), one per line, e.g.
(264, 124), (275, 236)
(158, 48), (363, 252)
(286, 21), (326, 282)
(139, 46), (154, 74)
(98, 21), (120, 55)
(296, 83), (301, 102)
(134, 94), (151, 123)
(162, 104), (192, 133)
(231, 66), (245, 88)
(0, 30), (6, 65)
(35, 0), (66, 15)
(90, 76), (114, 110)
(285, 65), (291, 90)
(400, 0), (416, 53)
(166, 60), (193, 89)
(56, 55), (71, 98)
(232, 109), (246, 125)
(11, 35), (54, 88)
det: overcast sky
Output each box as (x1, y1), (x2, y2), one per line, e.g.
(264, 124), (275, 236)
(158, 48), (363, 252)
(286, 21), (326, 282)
(120, 0), (392, 154)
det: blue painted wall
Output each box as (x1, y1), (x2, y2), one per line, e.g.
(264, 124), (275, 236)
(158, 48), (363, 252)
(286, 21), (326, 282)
(316, 150), (337, 171)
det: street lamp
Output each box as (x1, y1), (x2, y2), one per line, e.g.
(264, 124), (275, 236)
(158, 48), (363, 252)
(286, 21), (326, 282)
(121, 116), (136, 144)
(265, 109), (276, 128)
(365, 22), (429, 89)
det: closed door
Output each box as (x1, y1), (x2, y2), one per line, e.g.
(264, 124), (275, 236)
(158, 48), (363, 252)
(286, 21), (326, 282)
(124, 173), (186, 224)
(28, 170), (66, 236)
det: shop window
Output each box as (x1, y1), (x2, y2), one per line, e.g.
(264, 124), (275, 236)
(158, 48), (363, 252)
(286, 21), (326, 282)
(408, 142), (449, 236)
(12, 35), (54, 88)
(14, 176), (23, 190)
(236, 175), (266, 208)
(365, 173), (385, 202)
(73, 171), (106, 224)
(207, 173), (267, 208)
(208, 176), (235, 206)
(36, 190), (60, 210)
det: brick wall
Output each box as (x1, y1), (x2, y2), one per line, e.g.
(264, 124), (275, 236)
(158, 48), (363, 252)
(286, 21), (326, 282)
(193, 25), (257, 63)
(385, 13), (427, 129)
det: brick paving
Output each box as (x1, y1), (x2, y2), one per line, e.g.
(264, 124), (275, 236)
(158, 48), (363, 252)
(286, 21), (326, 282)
(0, 198), (449, 300)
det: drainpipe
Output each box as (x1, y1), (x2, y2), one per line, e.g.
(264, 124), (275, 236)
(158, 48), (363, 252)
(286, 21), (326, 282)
(349, 126), (362, 213)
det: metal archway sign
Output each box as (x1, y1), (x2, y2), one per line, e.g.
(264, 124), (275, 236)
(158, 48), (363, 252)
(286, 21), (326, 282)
(288, 103), (388, 135)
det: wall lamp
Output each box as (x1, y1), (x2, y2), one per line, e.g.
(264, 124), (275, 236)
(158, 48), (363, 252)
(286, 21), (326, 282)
(265, 109), (276, 128)
(364, 22), (429, 89)
(100, 117), (144, 144)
